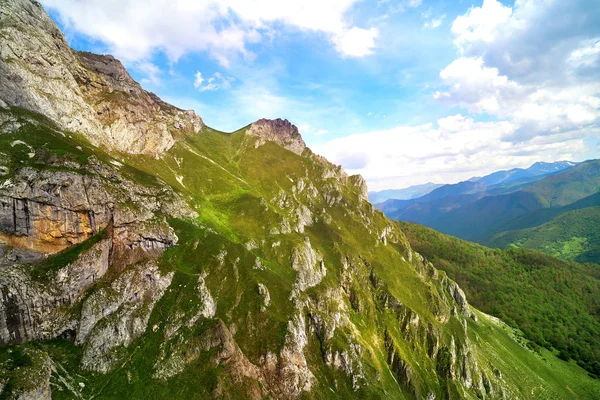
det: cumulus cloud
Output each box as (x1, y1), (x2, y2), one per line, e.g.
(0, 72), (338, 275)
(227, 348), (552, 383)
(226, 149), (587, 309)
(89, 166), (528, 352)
(41, 0), (378, 66)
(333, 27), (379, 57)
(567, 38), (600, 68)
(421, 8), (445, 29)
(135, 62), (162, 86)
(451, 0), (512, 53)
(314, 115), (592, 190)
(193, 72), (234, 92)
(436, 0), (600, 143)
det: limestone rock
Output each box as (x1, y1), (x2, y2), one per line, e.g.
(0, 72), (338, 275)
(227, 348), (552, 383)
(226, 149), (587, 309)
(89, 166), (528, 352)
(79, 261), (173, 372)
(246, 118), (306, 155)
(0, 237), (111, 345)
(0, 0), (204, 156)
(349, 174), (369, 203)
(290, 237), (326, 292)
(0, 161), (193, 255)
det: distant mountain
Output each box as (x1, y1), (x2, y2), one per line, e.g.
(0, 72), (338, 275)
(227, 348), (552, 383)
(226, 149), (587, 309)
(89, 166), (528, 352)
(488, 191), (600, 234)
(427, 159), (600, 240)
(376, 160), (580, 222)
(368, 182), (442, 203)
(488, 206), (600, 264)
(378, 159), (600, 261)
(476, 161), (578, 186)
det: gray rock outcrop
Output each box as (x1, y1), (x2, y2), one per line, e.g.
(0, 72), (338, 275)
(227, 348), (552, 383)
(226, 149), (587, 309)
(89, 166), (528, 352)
(246, 118), (306, 155)
(0, 0), (204, 156)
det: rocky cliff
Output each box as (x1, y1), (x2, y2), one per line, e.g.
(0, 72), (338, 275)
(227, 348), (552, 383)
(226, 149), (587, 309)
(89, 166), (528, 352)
(0, 1), (598, 399)
(246, 118), (306, 155)
(0, 0), (203, 156)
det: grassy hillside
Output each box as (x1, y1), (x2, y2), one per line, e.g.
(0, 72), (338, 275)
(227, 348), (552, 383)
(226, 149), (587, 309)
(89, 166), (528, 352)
(2, 106), (600, 398)
(523, 159), (600, 207)
(488, 207), (600, 264)
(399, 221), (600, 379)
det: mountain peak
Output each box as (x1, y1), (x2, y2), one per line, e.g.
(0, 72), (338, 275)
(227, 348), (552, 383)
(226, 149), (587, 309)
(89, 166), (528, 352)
(246, 118), (306, 155)
(0, 0), (204, 156)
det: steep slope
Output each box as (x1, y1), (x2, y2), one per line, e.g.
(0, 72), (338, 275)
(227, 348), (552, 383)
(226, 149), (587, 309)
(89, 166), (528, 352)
(3, 106), (599, 400)
(0, 1), (599, 399)
(399, 221), (600, 379)
(0, 0), (204, 155)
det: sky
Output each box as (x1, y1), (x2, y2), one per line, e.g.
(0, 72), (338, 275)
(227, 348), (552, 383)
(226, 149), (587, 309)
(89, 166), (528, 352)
(41, 0), (600, 191)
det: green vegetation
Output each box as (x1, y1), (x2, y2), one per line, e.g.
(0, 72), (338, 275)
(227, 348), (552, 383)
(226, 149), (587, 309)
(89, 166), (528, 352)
(2, 108), (600, 398)
(399, 220), (600, 378)
(488, 207), (600, 264)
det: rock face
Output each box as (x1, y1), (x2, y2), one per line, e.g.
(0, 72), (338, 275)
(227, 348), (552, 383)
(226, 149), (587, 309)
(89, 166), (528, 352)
(246, 118), (306, 155)
(0, 155), (189, 254)
(0, 0), (204, 156)
(79, 261), (173, 372)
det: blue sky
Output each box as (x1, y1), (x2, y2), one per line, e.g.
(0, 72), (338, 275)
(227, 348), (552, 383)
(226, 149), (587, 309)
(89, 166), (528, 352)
(42, 0), (600, 190)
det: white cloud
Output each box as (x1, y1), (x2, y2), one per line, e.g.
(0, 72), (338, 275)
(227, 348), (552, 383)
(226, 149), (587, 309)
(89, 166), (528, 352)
(41, 0), (378, 64)
(136, 62), (162, 86)
(193, 71), (234, 92)
(193, 72), (205, 88)
(333, 27), (379, 57)
(423, 14), (445, 29)
(437, 0), (600, 143)
(434, 57), (519, 115)
(567, 38), (600, 68)
(451, 0), (512, 53)
(314, 116), (593, 190)
(315, 129), (329, 136)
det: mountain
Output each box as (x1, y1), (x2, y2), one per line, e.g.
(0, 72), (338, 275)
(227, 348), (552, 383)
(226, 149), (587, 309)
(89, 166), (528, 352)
(488, 191), (600, 237)
(376, 160), (579, 221)
(425, 159), (600, 241)
(378, 160), (600, 256)
(368, 182), (443, 203)
(0, 1), (599, 399)
(475, 161), (578, 186)
(487, 206), (600, 264)
(399, 221), (600, 379)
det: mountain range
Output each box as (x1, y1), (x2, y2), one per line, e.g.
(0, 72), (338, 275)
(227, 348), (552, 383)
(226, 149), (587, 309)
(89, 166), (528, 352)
(368, 182), (444, 204)
(0, 1), (599, 399)
(377, 159), (600, 263)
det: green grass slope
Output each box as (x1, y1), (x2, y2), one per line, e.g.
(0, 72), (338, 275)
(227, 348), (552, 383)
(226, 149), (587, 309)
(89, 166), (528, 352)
(399, 221), (600, 379)
(488, 207), (600, 264)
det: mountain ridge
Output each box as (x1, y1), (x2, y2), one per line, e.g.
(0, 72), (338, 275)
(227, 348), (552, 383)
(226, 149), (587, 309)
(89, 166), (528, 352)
(0, 1), (598, 399)
(368, 182), (443, 204)
(0, 0), (204, 155)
